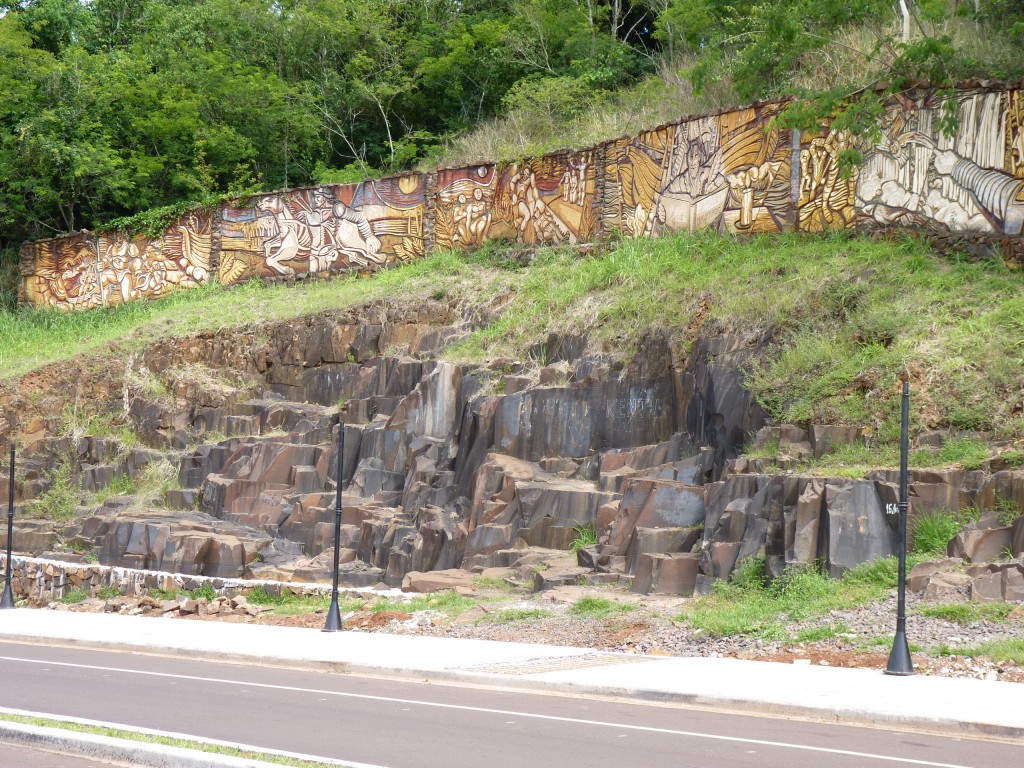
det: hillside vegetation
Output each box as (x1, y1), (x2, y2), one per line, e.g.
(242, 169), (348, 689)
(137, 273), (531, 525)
(3, 232), (1022, 466)
(4, 1), (1024, 310)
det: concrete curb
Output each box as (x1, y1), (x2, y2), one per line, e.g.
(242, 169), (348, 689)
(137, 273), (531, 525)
(0, 710), (384, 768)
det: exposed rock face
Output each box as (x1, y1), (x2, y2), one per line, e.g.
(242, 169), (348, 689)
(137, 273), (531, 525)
(8, 306), (1024, 599)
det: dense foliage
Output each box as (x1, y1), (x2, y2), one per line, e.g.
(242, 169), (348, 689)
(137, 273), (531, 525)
(0, 0), (655, 252)
(0, 0), (1021, 264)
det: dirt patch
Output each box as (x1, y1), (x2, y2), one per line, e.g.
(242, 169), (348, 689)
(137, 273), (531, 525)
(346, 610), (413, 629)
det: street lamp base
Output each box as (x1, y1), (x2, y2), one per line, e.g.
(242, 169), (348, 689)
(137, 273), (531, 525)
(884, 630), (914, 676)
(0, 581), (15, 609)
(322, 598), (343, 632)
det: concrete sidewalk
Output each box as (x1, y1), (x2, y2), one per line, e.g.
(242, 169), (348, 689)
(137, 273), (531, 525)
(0, 608), (1022, 744)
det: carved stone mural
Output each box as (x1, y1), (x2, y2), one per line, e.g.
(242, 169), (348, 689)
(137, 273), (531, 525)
(857, 91), (1024, 235)
(219, 176), (425, 285)
(435, 153), (596, 250)
(20, 210), (212, 310)
(18, 84), (1024, 311)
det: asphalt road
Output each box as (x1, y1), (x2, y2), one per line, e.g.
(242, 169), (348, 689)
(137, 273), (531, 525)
(0, 640), (1018, 768)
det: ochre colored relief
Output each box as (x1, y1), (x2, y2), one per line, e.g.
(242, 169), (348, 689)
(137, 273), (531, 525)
(718, 105), (792, 234)
(20, 86), (1024, 312)
(798, 127), (858, 232)
(649, 118), (726, 235)
(493, 154), (597, 245)
(23, 211), (211, 310)
(1007, 90), (1024, 180)
(857, 91), (1024, 235)
(434, 165), (502, 251)
(604, 127), (672, 237)
(219, 176), (425, 284)
(436, 155), (595, 250)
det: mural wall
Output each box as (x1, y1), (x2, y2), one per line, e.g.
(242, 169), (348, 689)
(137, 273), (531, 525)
(19, 84), (1024, 311)
(20, 211), (212, 310)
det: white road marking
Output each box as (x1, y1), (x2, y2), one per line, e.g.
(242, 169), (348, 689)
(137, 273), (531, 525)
(0, 654), (980, 767)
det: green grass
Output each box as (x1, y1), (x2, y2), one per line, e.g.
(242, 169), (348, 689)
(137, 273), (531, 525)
(912, 510), (965, 555)
(0, 250), (474, 379)
(792, 623), (852, 643)
(244, 586), (359, 616)
(569, 596), (637, 620)
(60, 588), (90, 604)
(190, 583), (217, 602)
(0, 712), (339, 767)
(479, 607), (552, 624)
(29, 461), (79, 522)
(568, 523), (598, 554)
(932, 638), (1024, 664)
(6, 231), (1024, 453)
(915, 602), (1017, 625)
(472, 575), (522, 592)
(676, 556), (911, 639)
(96, 585), (119, 600)
(93, 473), (136, 503)
(369, 591), (479, 618)
(149, 588), (183, 601)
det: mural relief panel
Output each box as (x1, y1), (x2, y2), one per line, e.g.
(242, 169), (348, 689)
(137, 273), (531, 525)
(717, 105), (792, 234)
(21, 211), (212, 310)
(649, 118), (725, 234)
(435, 153), (596, 250)
(219, 176), (425, 285)
(857, 91), (1024, 236)
(434, 165), (499, 250)
(19, 86), (1023, 312)
(798, 126), (858, 232)
(603, 127), (672, 237)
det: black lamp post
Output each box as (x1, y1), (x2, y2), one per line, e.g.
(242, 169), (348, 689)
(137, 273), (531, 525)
(885, 381), (914, 676)
(2, 445), (16, 609)
(323, 424), (345, 632)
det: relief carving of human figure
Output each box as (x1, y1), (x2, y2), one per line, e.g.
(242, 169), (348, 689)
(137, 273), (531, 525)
(331, 199), (382, 266)
(296, 187), (338, 273)
(256, 196), (310, 275)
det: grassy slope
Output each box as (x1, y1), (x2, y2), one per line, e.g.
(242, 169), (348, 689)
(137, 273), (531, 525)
(3, 231), (1022, 463)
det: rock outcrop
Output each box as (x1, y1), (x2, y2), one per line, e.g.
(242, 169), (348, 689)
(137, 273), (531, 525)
(6, 307), (1022, 601)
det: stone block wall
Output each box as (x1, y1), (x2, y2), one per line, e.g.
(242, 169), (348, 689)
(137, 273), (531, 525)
(18, 84), (1024, 311)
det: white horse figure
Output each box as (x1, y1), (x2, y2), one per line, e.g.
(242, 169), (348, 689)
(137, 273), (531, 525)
(255, 197), (312, 275)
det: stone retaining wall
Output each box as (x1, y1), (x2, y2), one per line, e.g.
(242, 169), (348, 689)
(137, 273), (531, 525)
(0, 554), (335, 604)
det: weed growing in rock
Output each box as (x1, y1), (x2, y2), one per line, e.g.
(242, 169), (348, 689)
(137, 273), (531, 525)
(472, 575), (522, 593)
(370, 591), (478, 618)
(243, 587), (361, 616)
(791, 623), (852, 643)
(569, 523), (597, 554)
(677, 556), (913, 639)
(101, 474), (136, 500)
(912, 510), (963, 555)
(97, 586), (119, 600)
(60, 588), (89, 604)
(190, 583), (217, 602)
(479, 607), (552, 624)
(30, 461), (79, 522)
(569, 597), (637, 620)
(916, 603), (1015, 626)
(994, 495), (1022, 527)
(933, 638), (1024, 665)
(150, 588), (182, 602)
